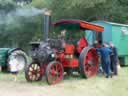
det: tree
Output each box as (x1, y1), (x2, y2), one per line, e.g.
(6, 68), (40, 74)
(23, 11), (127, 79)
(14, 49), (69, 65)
(46, 0), (128, 23)
(47, 0), (107, 21)
(0, 0), (43, 50)
(1, 0), (128, 50)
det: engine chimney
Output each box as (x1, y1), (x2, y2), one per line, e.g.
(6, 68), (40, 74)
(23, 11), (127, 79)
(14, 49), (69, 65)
(43, 10), (51, 41)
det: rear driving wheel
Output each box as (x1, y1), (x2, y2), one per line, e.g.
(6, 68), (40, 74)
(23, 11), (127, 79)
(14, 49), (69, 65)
(25, 62), (44, 82)
(46, 61), (64, 85)
(79, 47), (99, 78)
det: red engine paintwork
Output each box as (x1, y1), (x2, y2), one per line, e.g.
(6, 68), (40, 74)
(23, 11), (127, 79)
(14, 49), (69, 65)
(60, 58), (79, 68)
(64, 44), (75, 54)
(57, 54), (79, 68)
(56, 53), (65, 61)
(56, 43), (79, 68)
(77, 37), (88, 53)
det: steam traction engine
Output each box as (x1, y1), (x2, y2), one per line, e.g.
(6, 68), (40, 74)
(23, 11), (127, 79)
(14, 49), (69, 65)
(25, 19), (104, 85)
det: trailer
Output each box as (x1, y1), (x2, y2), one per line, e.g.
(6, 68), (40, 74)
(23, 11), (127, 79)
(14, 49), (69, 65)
(86, 21), (128, 66)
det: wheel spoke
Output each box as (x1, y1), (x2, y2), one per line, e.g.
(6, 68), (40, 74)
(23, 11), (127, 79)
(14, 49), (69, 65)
(47, 62), (63, 85)
(26, 63), (44, 81)
(81, 48), (99, 78)
(28, 72), (32, 75)
(29, 67), (33, 71)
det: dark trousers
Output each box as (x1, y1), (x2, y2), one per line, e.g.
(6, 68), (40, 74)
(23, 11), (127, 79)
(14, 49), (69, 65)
(111, 56), (118, 75)
(102, 58), (111, 76)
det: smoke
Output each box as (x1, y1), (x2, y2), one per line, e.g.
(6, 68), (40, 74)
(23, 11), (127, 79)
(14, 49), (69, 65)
(0, 7), (47, 25)
(14, 7), (47, 17)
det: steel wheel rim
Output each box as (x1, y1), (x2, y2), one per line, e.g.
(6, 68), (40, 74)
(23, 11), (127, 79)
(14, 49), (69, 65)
(47, 62), (63, 84)
(84, 48), (99, 77)
(28, 63), (43, 81)
(9, 54), (26, 71)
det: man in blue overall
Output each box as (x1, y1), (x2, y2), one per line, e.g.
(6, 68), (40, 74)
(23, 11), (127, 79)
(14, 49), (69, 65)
(96, 43), (112, 78)
(109, 42), (118, 76)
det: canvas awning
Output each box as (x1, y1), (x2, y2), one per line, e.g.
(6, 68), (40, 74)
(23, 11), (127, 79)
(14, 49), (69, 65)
(54, 19), (104, 32)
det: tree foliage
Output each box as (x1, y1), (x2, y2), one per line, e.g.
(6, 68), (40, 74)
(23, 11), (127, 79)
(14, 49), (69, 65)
(47, 0), (106, 20)
(0, 0), (42, 50)
(47, 0), (128, 23)
(0, 0), (128, 50)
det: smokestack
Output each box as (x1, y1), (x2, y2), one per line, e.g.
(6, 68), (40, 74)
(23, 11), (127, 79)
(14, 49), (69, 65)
(43, 10), (51, 41)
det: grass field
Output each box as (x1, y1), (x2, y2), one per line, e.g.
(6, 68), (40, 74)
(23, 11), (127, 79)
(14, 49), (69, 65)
(0, 67), (128, 96)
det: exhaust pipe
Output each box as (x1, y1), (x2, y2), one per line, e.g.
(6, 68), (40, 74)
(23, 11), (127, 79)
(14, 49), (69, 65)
(43, 10), (51, 41)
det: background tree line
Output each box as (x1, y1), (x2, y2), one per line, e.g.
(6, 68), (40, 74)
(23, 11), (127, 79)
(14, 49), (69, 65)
(0, 0), (128, 51)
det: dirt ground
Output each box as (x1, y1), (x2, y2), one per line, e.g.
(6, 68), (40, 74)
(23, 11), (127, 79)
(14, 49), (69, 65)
(0, 67), (128, 96)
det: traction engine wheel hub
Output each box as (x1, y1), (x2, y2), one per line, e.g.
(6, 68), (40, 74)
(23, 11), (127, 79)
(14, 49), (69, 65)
(79, 47), (99, 78)
(46, 61), (64, 85)
(25, 62), (45, 81)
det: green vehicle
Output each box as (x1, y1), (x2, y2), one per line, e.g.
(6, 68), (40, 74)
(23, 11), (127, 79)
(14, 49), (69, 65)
(0, 48), (28, 72)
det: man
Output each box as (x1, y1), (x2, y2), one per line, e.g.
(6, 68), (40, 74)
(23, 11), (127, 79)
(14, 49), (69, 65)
(93, 40), (102, 48)
(96, 43), (112, 78)
(109, 42), (118, 75)
(9, 56), (19, 81)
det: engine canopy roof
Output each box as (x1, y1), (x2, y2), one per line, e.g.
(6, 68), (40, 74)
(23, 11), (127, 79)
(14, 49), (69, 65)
(54, 19), (104, 32)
